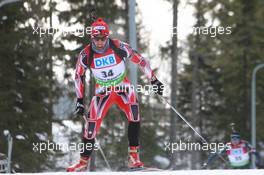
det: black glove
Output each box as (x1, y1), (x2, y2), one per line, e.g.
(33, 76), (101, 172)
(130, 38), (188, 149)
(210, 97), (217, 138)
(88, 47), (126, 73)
(151, 76), (164, 96)
(75, 98), (84, 116)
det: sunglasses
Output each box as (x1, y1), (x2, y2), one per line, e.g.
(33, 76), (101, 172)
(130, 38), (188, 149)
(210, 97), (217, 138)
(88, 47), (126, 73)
(231, 136), (240, 140)
(92, 36), (108, 41)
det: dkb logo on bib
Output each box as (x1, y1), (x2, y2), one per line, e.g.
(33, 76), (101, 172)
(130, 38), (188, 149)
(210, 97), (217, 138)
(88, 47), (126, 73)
(94, 54), (116, 68)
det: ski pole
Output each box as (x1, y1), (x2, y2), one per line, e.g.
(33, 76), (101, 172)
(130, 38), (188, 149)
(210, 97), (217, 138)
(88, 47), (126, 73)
(95, 138), (112, 171)
(156, 94), (229, 165)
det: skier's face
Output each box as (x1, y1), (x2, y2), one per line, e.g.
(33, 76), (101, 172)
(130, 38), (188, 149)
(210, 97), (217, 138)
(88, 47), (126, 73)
(231, 136), (240, 145)
(92, 35), (108, 50)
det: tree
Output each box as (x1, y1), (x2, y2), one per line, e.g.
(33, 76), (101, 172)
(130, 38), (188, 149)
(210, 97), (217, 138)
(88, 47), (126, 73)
(208, 0), (264, 142)
(169, 0), (179, 169)
(181, 0), (264, 169)
(0, 0), (58, 172)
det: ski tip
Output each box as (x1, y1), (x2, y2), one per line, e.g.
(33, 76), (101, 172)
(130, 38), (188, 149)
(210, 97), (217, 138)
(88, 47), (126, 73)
(127, 167), (164, 172)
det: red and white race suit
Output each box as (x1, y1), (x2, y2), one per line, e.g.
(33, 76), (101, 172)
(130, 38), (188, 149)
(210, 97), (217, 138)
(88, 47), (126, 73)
(75, 39), (156, 139)
(226, 140), (251, 167)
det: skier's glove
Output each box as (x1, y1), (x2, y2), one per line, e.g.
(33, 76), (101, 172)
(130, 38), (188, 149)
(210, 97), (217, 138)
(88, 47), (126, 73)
(250, 148), (256, 153)
(151, 76), (164, 96)
(75, 98), (84, 116)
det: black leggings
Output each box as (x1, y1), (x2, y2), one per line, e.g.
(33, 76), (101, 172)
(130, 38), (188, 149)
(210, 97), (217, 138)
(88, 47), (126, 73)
(80, 121), (140, 157)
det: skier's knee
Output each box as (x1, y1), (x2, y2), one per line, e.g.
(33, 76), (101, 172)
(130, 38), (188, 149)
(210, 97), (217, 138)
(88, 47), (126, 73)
(84, 121), (97, 139)
(129, 104), (140, 122)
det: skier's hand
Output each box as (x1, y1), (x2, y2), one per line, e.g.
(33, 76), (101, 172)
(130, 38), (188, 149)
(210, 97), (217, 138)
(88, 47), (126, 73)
(74, 98), (84, 116)
(250, 148), (256, 153)
(151, 76), (164, 96)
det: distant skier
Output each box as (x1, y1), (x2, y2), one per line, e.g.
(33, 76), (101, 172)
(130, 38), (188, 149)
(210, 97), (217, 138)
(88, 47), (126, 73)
(203, 132), (262, 169)
(67, 17), (164, 172)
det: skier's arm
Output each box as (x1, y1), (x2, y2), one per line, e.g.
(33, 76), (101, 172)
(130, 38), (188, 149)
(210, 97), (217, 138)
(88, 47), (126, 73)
(244, 141), (259, 156)
(75, 50), (87, 99)
(246, 141), (261, 162)
(119, 41), (164, 95)
(203, 145), (227, 168)
(74, 50), (89, 116)
(245, 141), (262, 166)
(245, 141), (256, 153)
(120, 42), (155, 80)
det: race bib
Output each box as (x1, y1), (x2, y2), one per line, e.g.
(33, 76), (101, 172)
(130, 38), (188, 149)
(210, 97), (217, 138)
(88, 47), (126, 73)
(94, 54), (116, 68)
(228, 148), (249, 167)
(91, 59), (126, 86)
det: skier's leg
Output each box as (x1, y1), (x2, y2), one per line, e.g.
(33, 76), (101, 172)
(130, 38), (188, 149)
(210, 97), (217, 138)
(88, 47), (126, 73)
(67, 93), (113, 172)
(83, 93), (113, 138)
(82, 93), (113, 152)
(115, 89), (140, 144)
(80, 137), (95, 158)
(128, 121), (140, 146)
(115, 88), (144, 168)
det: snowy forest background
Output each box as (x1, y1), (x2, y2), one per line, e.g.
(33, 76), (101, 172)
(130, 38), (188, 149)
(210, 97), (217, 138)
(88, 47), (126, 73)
(0, 0), (264, 172)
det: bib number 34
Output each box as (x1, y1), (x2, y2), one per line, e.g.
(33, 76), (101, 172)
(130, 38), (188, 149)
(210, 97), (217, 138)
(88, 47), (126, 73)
(101, 70), (114, 78)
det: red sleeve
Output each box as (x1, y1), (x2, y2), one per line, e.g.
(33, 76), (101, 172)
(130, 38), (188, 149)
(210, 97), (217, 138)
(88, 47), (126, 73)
(74, 48), (88, 99)
(114, 39), (156, 81)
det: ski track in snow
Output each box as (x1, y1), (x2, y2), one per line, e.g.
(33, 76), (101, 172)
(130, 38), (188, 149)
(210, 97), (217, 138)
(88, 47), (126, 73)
(11, 169), (264, 175)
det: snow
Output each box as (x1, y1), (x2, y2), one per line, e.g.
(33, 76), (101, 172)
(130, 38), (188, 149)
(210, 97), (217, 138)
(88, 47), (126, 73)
(10, 170), (264, 175)
(13, 106), (23, 113)
(16, 135), (25, 140)
(16, 92), (23, 103)
(2, 16), (7, 20)
(52, 120), (82, 169)
(35, 133), (48, 141)
(17, 67), (25, 76)
(3, 130), (10, 136)
(0, 0), (20, 8)
(154, 155), (170, 168)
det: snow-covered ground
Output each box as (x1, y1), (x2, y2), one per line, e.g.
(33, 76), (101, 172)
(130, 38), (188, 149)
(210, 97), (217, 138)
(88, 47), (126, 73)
(12, 169), (264, 175)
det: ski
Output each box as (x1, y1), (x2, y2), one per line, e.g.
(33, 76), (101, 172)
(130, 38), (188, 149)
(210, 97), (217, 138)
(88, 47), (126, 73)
(127, 167), (164, 172)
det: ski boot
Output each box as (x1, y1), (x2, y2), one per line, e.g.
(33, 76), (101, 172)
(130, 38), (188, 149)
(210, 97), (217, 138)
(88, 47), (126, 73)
(66, 156), (89, 172)
(128, 146), (144, 169)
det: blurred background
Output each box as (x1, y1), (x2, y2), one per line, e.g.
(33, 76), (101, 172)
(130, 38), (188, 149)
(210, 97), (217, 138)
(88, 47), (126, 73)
(0, 0), (264, 172)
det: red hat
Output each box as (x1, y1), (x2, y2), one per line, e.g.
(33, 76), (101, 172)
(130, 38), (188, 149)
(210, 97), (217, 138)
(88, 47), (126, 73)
(91, 17), (109, 37)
